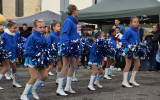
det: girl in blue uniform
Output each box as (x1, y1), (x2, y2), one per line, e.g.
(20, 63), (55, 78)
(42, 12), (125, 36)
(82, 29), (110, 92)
(46, 21), (62, 85)
(88, 30), (104, 91)
(104, 29), (117, 80)
(56, 4), (79, 96)
(20, 19), (48, 100)
(121, 17), (140, 88)
(72, 23), (83, 82)
(0, 21), (22, 90)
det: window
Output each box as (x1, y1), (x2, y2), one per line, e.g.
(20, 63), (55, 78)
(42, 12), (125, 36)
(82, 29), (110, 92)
(16, 0), (24, 17)
(0, 0), (2, 14)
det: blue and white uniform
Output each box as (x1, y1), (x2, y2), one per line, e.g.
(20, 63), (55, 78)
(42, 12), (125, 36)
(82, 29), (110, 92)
(24, 30), (47, 67)
(2, 29), (17, 63)
(121, 26), (140, 59)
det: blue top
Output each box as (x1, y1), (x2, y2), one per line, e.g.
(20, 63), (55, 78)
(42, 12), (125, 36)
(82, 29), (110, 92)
(60, 16), (79, 44)
(121, 26), (140, 47)
(47, 31), (60, 45)
(78, 33), (83, 40)
(24, 30), (47, 57)
(109, 36), (117, 50)
(118, 25), (125, 35)
(89, 42), (103, 62)
(1, 32), (17, 59)
(15, 31), (20, 42)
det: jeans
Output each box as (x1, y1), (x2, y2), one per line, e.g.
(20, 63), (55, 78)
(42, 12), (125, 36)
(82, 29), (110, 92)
(149, 50), (158, 71)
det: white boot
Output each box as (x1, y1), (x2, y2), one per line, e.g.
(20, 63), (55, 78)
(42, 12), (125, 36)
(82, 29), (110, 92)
(10, 73), (13, 79)
(108, 65), (115, 77)
(48, 71), (54, 76)
(5, 72), (11, 80)
(129, 71), (140, 86)
(72, 66), (78, 82)
(32, 80), (43, 100)
(56, 72), (61, 85)
(13, 73), (22, 88)
(94, 75), (103, 88)
(122, 72), (133, 88)
(20, 83), (32, 100)
(56, 78), (68, 96)
(0, 74), (4, 90)
(64, 77), (76, 93)
(104, 68), (112, 79)
(88, 76), (96, 91)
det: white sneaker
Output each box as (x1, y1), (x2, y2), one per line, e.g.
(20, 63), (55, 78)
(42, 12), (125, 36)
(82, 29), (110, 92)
(48, 71), (54, 76)
(5, 72), (11, 80)
(0, 87), (4, 90)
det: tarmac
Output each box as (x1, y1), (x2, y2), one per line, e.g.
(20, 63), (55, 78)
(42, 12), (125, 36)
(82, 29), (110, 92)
(0, 67), (160, 100)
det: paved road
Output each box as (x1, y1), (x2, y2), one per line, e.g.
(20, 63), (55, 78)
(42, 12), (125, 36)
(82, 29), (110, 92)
(0, 67), (160, 100)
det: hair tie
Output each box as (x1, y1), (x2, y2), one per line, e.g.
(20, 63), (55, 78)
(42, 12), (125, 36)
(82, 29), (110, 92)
(33, 18), (37, 22)
(66, 9), (70, 15)
(50, 20), (55, 25)
(94, 30), (99, 35)
(6, 21), (9, 27)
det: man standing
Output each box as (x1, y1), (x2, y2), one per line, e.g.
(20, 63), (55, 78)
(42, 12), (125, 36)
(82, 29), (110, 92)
(20, 23), (31, 38)
(148, 25), (160, 71)
(114, 19), (125, 35)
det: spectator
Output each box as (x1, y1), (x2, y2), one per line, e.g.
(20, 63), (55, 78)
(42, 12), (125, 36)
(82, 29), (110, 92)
(44, 26), (51, 38)
(0, 26), (4, 35)
(114, 19), (125, 35)
(20, 23), (31, 38)
(147, 25), (160, 71)
(81, 28), (90, 68)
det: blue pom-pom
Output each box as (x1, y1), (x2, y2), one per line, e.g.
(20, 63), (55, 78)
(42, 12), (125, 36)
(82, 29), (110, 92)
(123, 41), (151, 59)
(16, 36), (26, 58)
(59, 39), (83, 58)
(81, 38), (93, 55)
(0, 36), (12, 62)
(31, 43), (57, 68)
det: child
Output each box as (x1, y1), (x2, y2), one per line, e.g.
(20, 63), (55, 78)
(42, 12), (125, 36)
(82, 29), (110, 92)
(115, 27), (123, 71)
(0, 21), (22, 90)
(20, 19), (48, 100)
(56, 4), (80, 96)
(88, 30), (104, 91)
(104, 29), (117, 79)
(46, 21), (62, 84)
(44, 26), (51, 39)
(121, 17), (141, 88)
(72, 23), (83, 82)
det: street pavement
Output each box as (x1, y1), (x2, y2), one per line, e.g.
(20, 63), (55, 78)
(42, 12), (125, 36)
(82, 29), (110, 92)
(0, 67), (160, 100)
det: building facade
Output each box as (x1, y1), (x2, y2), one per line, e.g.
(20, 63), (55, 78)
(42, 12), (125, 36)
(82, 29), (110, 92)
(0, 0), (40, 19)
(41, 0), (102, 15)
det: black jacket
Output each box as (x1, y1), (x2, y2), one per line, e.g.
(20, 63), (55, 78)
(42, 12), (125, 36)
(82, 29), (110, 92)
(150, 31), (160, 50)
(20, 30), (31, 38)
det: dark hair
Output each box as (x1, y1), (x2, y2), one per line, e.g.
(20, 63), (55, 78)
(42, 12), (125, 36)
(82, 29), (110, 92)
(130, 16), (139, 23)
(153, 24), (158, 29)
(108, 29), (115, 35)
(115, 27), (120, 30)
(64, 4), (77, 15)
(7, 21), (16, 28)
(33, 19), (44, 27)
(115, 18), (119, 21)
(95, 30), (103, 39)
(23, 23), (27, 26)
(50, 21), (60, 31)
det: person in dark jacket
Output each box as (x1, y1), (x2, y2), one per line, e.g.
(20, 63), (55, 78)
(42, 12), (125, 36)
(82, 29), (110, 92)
(20, 23), (31, 38)
(148, 25), (160, 71)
